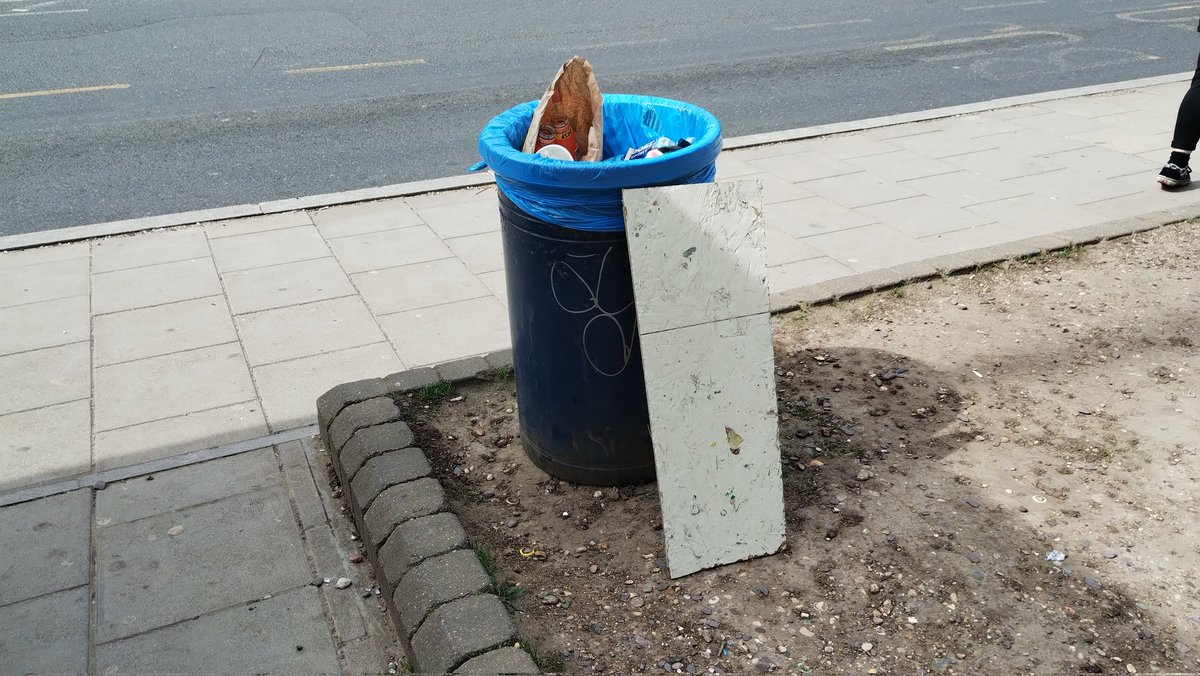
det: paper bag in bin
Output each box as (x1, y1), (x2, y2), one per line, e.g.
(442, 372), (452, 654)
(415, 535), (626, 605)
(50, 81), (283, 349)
(522, 56), (604, 161)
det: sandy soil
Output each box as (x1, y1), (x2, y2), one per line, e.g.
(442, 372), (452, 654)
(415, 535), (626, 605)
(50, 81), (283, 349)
(403, 221), (1198, 675)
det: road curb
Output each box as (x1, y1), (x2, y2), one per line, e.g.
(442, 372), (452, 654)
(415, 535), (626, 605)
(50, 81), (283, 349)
(2, 72), (1189, 252)
(315, 350), (538, 675)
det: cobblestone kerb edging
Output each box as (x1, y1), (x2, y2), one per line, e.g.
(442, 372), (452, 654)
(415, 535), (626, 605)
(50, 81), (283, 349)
(316, 349), (539, 675)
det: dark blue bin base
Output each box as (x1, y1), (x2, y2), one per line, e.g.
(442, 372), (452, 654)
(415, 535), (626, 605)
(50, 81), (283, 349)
(498, 192), (655, 486)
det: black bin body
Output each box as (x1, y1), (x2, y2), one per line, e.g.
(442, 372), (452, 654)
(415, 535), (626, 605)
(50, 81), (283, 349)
(498, 192), (655, 486)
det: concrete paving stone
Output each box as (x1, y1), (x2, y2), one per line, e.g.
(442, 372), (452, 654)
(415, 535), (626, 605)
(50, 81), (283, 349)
(767, 256), (857, 295)
(253, 342), (402, 431)
(385, 366), (441, 393)
(1007, 109), (1116, 137)
(351, 449), (432, 512)
(802, 223), (943, 274)
(1005, 168), (1148, 207)
(0, 341), (90, 416)
(96, 448), (279, 525)
(922, 218), (1086, 256)
(379, 296), (510, 368)
(766, 195), (878, 239)
(845, 149), (959, 181)
(942, 147), (1068, 181)
(0, 241), (87, 270)
(0, 400), (91, 491)
(94, 486), (310, 642)
(899, 170), (1032, 208)
(204, 210), (313, 239)
(801, 170), (920, 209)
(996, 128), (1091, 156)
(1070, 127), (1170, 156)
(858, 195), (994, 238)
(94, 401), (268, 471)
(0, 295), (89, 355)
(329, 396), (403, 451)
(278, 440), (329, 532)
(93, 342), (253, 431)
(303, 521), (367, 644)
(91, 227), (209, 273)
(92, 257), (223, 315)
(393, 549), (492, 637)
(877, 128), (1009, 158)
(378, 513), (469, 585)
(765, 227), (822, 267)
(0, 586), (89, 676)
(221, 256), (357, 315)
(343, 635), (396, 675)
(746, 150), (860, 183)
(0, 256), (89, 308)
(405, 185), (497, 210)
(328, 225), (454, 274)
(95, 587), (340, 674)
(0, 489), (91, 606)
(435, 354), (489, 382)
(209, 224), (331, 273)
(798, 133), (901, 160)
(311, 198), (424, 239)
(484, 348), (514, 370)
(934, 115), (1022, 139)
(455, 647), (539, 674)
(446, 230), (504, 275)
(94, 295), (238, 365)
(714, 154), (759, 180)
(964, 194), (1109, 233)
(236, 296), (385, 367)
(316, 376), (391, 432)
(354, 258), (492, 316)
(975, 105), (1049, 122)
(1037, 94), (1141, 118)
(478, 269), (508, 306)
(1080, 189), (1200, 221)
(340, 421), (416, 478)
(363, 478), (445, 548)
(1041, 145), (1161, 179)
(411, 195), (501, 240)
(410, 594), (517, 674)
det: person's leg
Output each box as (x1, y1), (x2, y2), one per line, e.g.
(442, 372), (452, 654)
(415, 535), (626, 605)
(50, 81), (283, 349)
(1158, 58), (1200, 187)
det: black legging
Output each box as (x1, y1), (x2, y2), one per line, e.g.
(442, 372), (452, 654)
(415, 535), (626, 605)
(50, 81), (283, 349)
(1170, 51), (1200, 152)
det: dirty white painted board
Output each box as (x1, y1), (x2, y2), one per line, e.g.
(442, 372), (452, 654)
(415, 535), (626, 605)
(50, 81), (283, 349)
(623, 181), (785, 578)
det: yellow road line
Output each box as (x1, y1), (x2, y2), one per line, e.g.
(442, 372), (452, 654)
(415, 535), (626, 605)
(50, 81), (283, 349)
(0, 83), (129, 100)
(283, 58), (426, 75)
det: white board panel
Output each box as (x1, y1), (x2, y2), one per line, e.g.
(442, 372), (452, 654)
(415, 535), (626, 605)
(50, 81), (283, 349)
(621, 181), (769, 335)
(623, 181), (785, 579)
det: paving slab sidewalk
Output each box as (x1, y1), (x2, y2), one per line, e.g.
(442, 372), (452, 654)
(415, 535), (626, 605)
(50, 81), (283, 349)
(0, 438), (401, 675)
(3, 79), (1200, 495)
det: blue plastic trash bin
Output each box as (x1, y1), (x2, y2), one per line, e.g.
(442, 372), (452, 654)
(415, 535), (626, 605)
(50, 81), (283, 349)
(478, 94), (721, 485)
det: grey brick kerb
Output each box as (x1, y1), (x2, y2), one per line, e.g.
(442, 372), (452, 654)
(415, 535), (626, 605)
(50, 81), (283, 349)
(315, 349), (536, 675)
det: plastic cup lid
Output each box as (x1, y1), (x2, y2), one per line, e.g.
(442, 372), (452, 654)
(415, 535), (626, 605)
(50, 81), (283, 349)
(535, 144), (575, 161)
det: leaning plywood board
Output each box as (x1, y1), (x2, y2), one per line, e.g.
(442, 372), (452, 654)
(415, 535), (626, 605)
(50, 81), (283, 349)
(622, 180), (785, 578)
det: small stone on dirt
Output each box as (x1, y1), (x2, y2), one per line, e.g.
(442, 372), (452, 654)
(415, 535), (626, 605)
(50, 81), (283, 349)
(971, 571), (984, 581)
(589, 564), (598, 574)
(965, 497), (981, 508)
(862, 642), (873, 652)
(1084, 576), (1100, 588)
(968, 552), (982, 563)
(542, 595), (559, 605)
(631, 597), (645, 608)
(506, 518), (519, 528)
(704, 619), (720, 628)
(1103, 550), (1118, 559)
(856, 469), (871, 481)
(335, 577), (352, 589)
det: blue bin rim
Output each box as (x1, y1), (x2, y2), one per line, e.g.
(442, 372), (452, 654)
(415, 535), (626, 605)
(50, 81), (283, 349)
(477, 94), (722, 191)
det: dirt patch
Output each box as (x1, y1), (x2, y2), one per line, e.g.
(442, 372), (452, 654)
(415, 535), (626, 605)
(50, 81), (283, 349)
(401, 222), (1199, 674)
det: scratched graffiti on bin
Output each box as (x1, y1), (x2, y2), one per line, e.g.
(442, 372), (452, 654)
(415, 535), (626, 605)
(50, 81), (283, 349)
(550, 247), (636, 377)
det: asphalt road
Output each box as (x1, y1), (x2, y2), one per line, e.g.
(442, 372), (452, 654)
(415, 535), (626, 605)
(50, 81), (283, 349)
(2, 0), (1199, 235)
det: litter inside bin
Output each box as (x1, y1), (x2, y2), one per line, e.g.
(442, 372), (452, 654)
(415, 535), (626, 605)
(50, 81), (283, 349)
(523, 56), (603, 162)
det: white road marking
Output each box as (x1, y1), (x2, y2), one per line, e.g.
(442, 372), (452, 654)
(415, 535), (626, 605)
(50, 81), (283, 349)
(282, 58), (426, 75)
(0, 83), (128, 100)
(1116, 3), (1200, 25)
(885, 29), (1079, 51)
(962, 0), (1045, 11)
(0, 7), (85, 15)
(772, 18), (872, 31)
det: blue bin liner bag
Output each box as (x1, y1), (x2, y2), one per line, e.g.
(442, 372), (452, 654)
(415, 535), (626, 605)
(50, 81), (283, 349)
(477, 94), (722, 232)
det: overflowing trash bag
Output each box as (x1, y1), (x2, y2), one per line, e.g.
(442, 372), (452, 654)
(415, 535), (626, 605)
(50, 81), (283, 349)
(477, 93), (722, 232)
